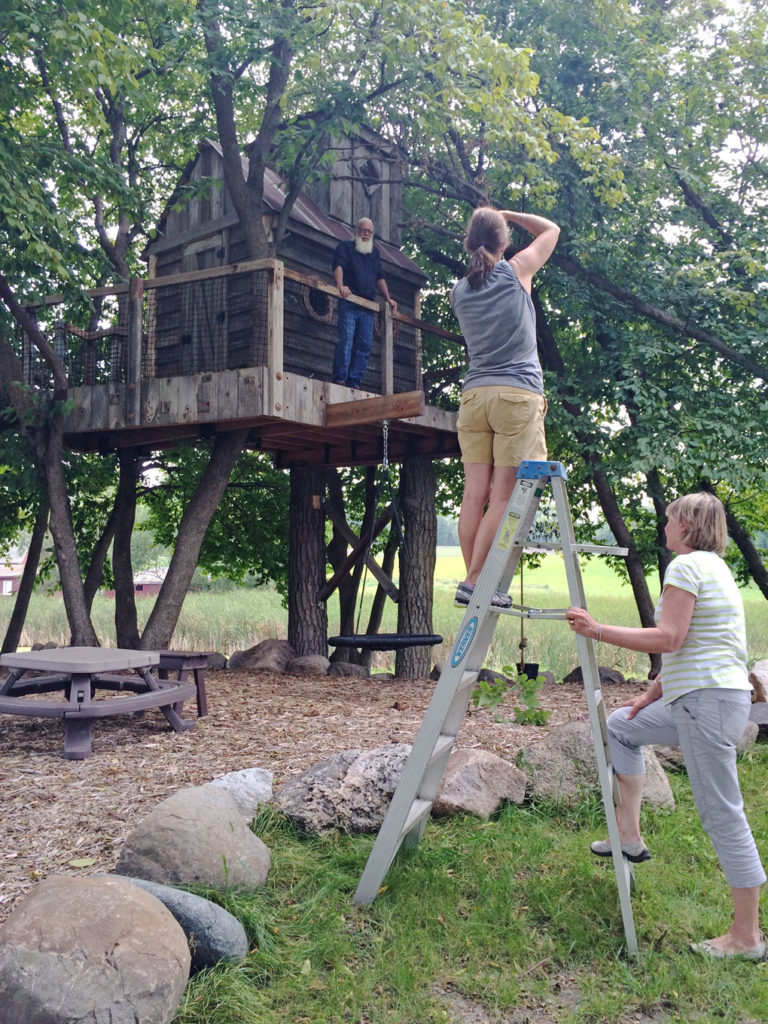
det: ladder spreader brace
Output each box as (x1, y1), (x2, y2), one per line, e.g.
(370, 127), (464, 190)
(352, 460), (639, 956)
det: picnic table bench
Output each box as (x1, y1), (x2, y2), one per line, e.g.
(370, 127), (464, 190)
(0, 647), (201, 760)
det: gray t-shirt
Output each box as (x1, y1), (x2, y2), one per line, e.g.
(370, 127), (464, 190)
(451, 260), (542, 394)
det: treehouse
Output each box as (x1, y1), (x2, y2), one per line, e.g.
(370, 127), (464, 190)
(27, 135), (461, 467)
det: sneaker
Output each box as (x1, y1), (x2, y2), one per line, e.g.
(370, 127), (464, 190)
(590, 838), (651, 863)
(454, 583), (513, 610)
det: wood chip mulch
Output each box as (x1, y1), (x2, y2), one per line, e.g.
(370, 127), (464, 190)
(0, 669), (646, 923)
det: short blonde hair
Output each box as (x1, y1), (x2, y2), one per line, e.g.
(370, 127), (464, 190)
(666, 492), (728, 556)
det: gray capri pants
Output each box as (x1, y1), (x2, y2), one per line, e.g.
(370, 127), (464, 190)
(607, 688), (765, 890)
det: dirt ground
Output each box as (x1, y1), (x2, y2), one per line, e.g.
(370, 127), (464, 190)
(0, 667), (647, 924)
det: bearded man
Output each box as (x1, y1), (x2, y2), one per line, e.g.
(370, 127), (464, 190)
(331, 218), (397, 388)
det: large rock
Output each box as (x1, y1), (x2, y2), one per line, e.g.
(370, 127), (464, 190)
(656, 719), (758, 769)
(111, 875), (249, 974)
(562, 665), (626, 686)
(206, 767), (274, 820)
(116, 786), (271, 890)
(273, 743), (411, 833)
(432, 748), (527, 818)
(750, 700), (768, 739)
(286, 654), (331, 675)
(749, 660), (768, 703)
(0, 875), (190, 1024)
(327, 661), (370, 678)
(228, 638), (296, 672)
(521, 720), (674, 809)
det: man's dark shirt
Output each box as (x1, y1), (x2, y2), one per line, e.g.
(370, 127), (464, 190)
(332, 240), (384, 301)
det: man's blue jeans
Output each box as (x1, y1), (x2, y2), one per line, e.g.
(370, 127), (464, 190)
(333, 301), (374, 387)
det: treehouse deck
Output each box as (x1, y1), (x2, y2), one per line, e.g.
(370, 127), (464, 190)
(26, 259), (461, 468)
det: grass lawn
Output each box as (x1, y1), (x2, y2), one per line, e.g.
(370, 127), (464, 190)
(175, 749), (768, 1023)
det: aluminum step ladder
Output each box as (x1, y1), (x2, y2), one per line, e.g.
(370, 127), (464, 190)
(352, 460), (638, 956)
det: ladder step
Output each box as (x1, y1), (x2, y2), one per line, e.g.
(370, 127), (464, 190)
(524, 540), (629, 556)
(499, 604), (568, 620)
(401, 798), (432, 837)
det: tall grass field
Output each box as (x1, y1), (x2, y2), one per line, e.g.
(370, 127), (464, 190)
(3, 549), (767, 681)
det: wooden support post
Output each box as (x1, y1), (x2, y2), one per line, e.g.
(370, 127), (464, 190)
(267, 261), (285, 417)
(127, 277), (144, 425)
(382, 302), (394, 395)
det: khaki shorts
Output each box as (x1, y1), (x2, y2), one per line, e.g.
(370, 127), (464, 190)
(457, 385), (547, 467)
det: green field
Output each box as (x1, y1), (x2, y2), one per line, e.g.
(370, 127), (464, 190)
(2, 548), (766, 682)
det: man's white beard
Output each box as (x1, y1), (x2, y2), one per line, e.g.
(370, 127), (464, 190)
(355, 236), (374, 254)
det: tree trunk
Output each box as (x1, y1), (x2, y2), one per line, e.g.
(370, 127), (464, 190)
(325, 467), (379, 664)
(140, 429), (248, 650)
(83, 507), (117, 612)
(287, 466), (328, 656)
(395, 454), (437, 680)
(645, 468), (673, 586)
(113, 451), (141, 649)
(534, 298), (661, 676)
(724, 508), (768, 600)
(359, 528), (399, 671)
(38, 420), (100, 647)
(699, 480), (768, 600)
(591, 469), (661, 677)
(324, 470), (357, 663)
(2, 499), (49, 654)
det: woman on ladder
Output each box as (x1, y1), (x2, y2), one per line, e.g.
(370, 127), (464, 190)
(451, 207), (560, 608)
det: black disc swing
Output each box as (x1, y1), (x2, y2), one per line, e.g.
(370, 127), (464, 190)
(327, 421), (442, 653)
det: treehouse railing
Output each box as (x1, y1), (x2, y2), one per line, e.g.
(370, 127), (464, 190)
(21, 260), (465, 424)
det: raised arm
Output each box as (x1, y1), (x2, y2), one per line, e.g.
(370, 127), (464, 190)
(498, 210), (560, 293)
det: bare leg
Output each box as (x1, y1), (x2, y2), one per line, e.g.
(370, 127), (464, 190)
(614, 772), (645, 844)
(458, 463), (492, 576)
(701, 886), (762, 954)
(460, 464), (518, 586)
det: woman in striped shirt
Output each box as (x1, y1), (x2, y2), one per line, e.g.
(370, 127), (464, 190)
(566, 492), (764, 960)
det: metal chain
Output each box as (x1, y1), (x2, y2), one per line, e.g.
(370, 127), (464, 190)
(381, 419), (389, 469)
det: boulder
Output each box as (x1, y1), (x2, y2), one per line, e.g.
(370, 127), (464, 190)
(0, 875), (189, 1024)
(327, 661), (370, 678)
(656, 720), (759, 769)
(476, 667), (512, 687)
(432, 748), (527, 818)
(749, 659), (768, 703)
(205, 650), (228, 670)
(521, 720), (674, 809)
(111, 875), (249, 973)
(116, 786), (271, 890)
(206, 767), (274, 820)
(228, 638), (296, 672)
(286, 654), (331, 675)
(562, 665), (626, 686)
(749, 700), (768, 739)
(273, 743), (411, 833)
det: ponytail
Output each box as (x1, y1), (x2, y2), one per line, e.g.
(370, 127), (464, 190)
(466, 246), (497, 289)
(462, 207), (509, 290)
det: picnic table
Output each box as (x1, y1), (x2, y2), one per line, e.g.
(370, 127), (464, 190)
(0, 647), (200, 760)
